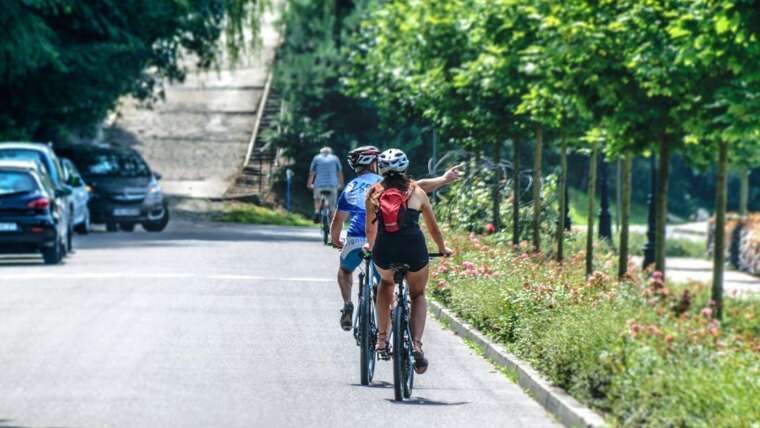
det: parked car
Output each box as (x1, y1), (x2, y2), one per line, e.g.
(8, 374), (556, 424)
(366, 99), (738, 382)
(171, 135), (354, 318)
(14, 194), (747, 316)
(0, 160), (71, 264)
(60, 158), (91, 234)
(0, 142), (76, 250)
(54, 143), (169, 232)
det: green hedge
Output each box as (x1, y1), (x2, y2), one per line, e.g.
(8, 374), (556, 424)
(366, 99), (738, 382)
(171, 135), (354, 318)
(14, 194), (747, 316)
(430, 231), (760, 427)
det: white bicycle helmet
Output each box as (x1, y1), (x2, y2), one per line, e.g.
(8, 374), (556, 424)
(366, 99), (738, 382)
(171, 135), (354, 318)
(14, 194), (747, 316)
(378, 148), (410, 175)
(347, 145), (380, 170)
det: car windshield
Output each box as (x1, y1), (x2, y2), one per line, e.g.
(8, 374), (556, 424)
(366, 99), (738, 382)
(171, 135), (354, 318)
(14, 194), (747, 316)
(73, 151), (151, 178)
(0, 171), (38, 196)
(0, 149), (49, 175)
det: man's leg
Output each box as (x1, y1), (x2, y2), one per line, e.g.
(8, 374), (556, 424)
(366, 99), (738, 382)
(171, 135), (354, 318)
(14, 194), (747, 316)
(328, 188), (338, 216)
(338, 267), (353, 304)
(338, 245), (362, 331)
(312, 187), (321, 222)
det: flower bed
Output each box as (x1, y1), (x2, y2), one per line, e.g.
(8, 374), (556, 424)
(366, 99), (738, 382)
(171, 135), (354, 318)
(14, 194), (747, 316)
(430, 230), (760, 427)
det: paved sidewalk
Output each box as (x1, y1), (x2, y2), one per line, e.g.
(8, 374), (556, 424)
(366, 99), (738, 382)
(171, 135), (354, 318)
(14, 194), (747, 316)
(635, 256), (760, 295)
(629, 221), (707, 242)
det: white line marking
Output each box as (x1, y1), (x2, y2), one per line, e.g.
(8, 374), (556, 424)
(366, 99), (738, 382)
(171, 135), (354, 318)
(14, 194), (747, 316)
(208, 275), (332, 282)
(0, 273), (333, 283)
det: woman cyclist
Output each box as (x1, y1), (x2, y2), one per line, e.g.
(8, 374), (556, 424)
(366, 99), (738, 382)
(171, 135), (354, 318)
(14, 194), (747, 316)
(364, 149), (451, 374)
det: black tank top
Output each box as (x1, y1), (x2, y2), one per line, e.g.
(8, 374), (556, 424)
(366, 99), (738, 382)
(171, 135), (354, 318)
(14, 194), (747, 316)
(377, 207), (422, 238)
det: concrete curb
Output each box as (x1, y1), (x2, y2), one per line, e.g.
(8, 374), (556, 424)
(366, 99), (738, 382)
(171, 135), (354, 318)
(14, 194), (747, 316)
(429, 301), (607, 428)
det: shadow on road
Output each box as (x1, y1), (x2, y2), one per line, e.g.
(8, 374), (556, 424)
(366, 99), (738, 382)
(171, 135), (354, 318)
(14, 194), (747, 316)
(0, 255), (43, 267)
(0, 418), (64, 428)
(350, 381), (392, 389)
(72, 221), (321, 251)
(385, 397), (469, 406)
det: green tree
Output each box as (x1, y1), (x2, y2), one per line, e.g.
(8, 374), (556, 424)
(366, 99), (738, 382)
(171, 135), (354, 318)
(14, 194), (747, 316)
(665, 0), (760, 319)
(0, 0), (267, 140)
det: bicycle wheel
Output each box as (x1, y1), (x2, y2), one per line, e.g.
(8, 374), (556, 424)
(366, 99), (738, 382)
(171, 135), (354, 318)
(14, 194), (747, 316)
(392, 305), (404, 401)
(321, 211), (330, 245)
(359, 280), (376, 385)
(402, 323), (414, 398)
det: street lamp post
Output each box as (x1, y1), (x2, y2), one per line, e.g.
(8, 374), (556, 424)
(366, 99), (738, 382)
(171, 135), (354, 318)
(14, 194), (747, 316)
(642, 156), (657, 268)
(598, 153), (612, 241)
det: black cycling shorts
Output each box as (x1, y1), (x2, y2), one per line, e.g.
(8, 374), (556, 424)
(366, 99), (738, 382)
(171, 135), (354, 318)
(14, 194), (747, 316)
(372, 233), (429, 273)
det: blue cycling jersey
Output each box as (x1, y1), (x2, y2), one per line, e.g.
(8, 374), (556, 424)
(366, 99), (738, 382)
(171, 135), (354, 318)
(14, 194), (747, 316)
(336, 172), (382, 237)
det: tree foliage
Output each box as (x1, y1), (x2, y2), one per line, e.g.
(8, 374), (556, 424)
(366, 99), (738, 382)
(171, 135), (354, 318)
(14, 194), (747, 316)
(0, 0), (267, 140)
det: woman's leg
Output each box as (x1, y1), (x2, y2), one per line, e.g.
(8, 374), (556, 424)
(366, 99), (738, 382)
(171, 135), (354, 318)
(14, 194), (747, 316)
(374, 266), (395, 349)
(406, 265), (429, 352)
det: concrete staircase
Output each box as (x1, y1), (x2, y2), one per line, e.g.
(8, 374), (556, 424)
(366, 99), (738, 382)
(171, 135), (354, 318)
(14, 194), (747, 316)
(225, 73), (282, 204)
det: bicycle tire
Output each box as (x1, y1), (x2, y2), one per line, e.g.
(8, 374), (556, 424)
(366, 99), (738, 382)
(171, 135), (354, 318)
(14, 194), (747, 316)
(359, 281), (375, 385)
(403, 323), (414, 398)
(321, 213), (329, 245)
(392, 305), (404, 401)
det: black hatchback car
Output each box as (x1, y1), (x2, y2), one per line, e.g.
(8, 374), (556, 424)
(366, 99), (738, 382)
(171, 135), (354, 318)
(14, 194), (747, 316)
(0, 160), (71, 264)
(55, 143), (169, 232)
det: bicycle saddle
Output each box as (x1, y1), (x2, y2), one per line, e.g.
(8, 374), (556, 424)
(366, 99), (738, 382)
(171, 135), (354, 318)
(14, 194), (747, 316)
(390, 263), (410, 272)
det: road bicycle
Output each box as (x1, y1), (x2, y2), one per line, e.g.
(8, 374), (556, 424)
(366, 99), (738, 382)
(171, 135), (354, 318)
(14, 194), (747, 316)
(318, 190), (332, 245)
(387, 253), (443, 401)
(353, 251), (378, 386)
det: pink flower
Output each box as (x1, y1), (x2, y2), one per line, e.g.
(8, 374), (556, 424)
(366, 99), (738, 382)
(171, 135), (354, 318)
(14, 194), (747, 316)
(708, 322), (720, 336)
(701, 307), (713, 319)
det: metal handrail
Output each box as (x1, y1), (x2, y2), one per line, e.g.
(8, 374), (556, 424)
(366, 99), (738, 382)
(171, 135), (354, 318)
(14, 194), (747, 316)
(243, 70), (275, 168)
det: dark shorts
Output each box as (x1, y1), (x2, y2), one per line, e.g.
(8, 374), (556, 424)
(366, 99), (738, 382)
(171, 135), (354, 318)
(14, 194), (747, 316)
(372, 233), (429, 273)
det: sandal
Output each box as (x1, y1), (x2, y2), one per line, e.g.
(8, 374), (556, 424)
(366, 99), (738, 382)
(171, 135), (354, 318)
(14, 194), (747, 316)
(413, 341), (428, 374)
(376, 332), (391, 360)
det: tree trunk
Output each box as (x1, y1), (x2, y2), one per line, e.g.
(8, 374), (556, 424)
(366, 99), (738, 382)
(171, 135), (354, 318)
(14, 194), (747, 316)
(712, 141), (728, 320)
(586, 141), (598, 276)
(654, 139), (671, 275)
(557, 138), (568, 262)
(616, 159), (622, 234)
(618, 154), (632, 279)
(739, 167), (749, 217)
(532, 127), (543, 252)
(491, 142), (502, 231)
(512, 139), (521, 248)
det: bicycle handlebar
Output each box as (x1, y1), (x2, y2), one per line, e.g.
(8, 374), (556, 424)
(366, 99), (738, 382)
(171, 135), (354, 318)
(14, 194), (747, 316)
(358, 250), (449, 259)
(428, 252), (450, 258)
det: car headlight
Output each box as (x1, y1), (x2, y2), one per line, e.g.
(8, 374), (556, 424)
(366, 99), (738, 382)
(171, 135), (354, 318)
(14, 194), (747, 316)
(145, 183), (162, 203)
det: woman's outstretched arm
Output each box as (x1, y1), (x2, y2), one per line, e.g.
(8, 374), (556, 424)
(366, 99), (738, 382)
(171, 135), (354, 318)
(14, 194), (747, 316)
(419, 189), (449, 254)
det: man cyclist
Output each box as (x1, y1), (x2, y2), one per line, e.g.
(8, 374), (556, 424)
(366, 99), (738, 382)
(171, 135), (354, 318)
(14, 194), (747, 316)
(308, 146), (343, 223)
(331, 146), (460, 330)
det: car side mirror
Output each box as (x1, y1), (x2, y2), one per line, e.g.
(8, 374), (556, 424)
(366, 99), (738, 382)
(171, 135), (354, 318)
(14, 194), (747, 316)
(56, 187), (73, 197)
(68, 176), (83, 187)
(153, 172), (162, 180)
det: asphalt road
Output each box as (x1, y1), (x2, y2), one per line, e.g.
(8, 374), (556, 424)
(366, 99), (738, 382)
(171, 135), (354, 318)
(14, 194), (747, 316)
(0, 219), (559, 428)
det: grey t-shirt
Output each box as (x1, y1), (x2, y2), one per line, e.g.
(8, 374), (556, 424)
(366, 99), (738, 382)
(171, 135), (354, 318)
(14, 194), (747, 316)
(310, 154), (342, 187)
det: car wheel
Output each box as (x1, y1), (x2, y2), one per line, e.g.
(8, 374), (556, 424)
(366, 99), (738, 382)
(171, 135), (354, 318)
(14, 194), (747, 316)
(41, 238), (63, 265)
(119, 222), (136, 232)
(142, 207), (170, 232)
(106, 222), (118, 232)
(75, 212), (91, 235)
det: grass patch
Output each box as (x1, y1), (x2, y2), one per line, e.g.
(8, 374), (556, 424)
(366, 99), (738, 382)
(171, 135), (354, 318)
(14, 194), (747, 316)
(614, 232), (707, 259)
(429, 229), (760, 427)
(220, 202), (314, 227)
(569, 187), (649, 226)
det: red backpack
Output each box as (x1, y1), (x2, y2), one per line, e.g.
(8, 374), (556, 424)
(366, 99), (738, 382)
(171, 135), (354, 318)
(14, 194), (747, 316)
(375, 184), (414, 233)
